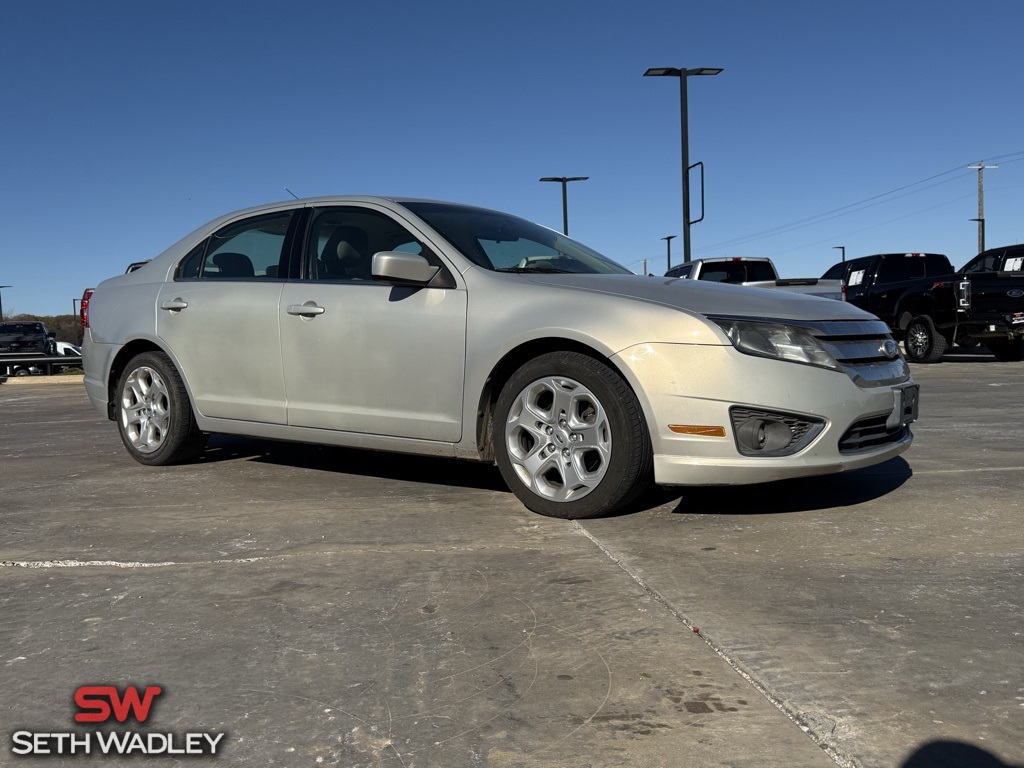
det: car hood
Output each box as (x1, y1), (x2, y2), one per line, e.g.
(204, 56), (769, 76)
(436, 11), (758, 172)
(520, 273), (869, 322)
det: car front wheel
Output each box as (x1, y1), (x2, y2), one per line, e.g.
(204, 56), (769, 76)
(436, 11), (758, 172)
(494, 352), (652, 519)
(115, 351), (206, 465)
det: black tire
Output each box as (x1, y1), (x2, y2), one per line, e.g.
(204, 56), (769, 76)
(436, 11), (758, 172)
(14, 368), (31, 377)
(493, 351), (652, 519)
(904, 315), (948, 363)
(115, 351), (206, 465)
(986, 338), (1024, 362)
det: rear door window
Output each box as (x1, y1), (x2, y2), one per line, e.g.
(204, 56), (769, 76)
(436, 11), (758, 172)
(177, 212), (296, 279)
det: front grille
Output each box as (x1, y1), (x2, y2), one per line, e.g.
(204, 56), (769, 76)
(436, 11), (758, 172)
(839, 415), (908, 453)
(797, 319), (909, 388)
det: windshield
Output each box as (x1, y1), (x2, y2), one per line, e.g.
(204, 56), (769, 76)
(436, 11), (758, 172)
(0, 323), (45, 334)
(403, 202), (632, 275)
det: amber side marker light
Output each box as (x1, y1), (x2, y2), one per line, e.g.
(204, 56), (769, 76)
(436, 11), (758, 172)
(669, 425), (727, 437)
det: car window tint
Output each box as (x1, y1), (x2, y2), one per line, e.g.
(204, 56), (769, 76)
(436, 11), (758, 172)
(821, 263), (847, 280)
(305, 207), (436, 282)
(876, 255), (925, 284)
(962, 250), (1003, 274)
(666, 264), (691, 278)
(744, 262), (776, 282)
(199, 212), (293, 279)
(404, 201), (632, 274)
(923, 254), (953, 276)
(177, 242), (205, 279)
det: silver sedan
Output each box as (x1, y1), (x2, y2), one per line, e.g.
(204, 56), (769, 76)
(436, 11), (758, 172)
(82, 197), (917, 518)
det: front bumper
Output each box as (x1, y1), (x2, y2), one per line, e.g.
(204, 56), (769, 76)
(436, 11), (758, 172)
(612, 343), (914, 487)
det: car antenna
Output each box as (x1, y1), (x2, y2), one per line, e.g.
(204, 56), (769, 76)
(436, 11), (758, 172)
(285, 188), (299, 200)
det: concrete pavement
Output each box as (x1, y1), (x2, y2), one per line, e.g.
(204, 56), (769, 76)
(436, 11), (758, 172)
(1, 356), (1021, 767)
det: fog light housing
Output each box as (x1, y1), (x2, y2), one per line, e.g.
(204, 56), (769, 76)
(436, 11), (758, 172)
(730, 407), (825, 457)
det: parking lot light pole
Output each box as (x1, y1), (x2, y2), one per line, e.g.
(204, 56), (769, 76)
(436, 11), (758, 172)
(0, 285), (11, 321)
(539, 177), (589, 235)
(644, 66), (723, 263)
(661, 235), (676, 271)
(833, 245), (846, 263)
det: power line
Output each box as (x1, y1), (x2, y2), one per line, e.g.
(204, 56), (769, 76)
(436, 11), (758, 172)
(697, 152), (1024, 254)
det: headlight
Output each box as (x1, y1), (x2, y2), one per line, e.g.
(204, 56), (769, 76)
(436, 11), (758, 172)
(711, 319), (842, 371)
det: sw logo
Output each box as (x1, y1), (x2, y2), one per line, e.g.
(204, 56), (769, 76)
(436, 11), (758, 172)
(74, 685), (162, 723)
(9, 684), (225, 757)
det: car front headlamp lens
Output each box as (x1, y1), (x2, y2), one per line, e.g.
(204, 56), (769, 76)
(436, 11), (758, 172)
(711, 319), (841, 371)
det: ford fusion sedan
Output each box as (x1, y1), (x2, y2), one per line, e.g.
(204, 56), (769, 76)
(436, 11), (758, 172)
(82, 197), (917, 518)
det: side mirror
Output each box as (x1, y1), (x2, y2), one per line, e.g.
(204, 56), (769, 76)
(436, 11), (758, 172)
(371, 252), (440, 285)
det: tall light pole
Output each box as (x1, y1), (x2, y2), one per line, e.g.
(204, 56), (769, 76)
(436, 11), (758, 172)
(661, 235), (677, 271)
(0, 285), (11, 321)
(968, 162), (997, 254)
(833, 245), (846, 263)
(539, 176), (589, 235)
(644, 66), (723, 263)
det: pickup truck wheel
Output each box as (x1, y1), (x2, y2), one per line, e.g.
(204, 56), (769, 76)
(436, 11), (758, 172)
(494, 352), (652, 519)
(986, 338), (1024, 362)
(904, 315), (948, 363)
(115, 351), (206, 466)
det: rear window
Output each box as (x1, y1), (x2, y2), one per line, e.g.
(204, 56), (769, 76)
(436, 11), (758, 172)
(699, 261), (776, 284)
(875, 253), (952, 284)
(0, 322), (45, 334)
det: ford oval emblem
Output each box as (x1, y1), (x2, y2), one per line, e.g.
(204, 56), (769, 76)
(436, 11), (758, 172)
(1008, 289), (1024, 298)
(880, 339), (899, 359)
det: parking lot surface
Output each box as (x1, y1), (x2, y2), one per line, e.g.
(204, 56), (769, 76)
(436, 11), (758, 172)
(1, 353), (1021, 768)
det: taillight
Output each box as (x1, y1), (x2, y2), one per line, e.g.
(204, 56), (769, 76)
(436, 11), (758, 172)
(80, 288), (94, 329)
(841, 284), (847, 302)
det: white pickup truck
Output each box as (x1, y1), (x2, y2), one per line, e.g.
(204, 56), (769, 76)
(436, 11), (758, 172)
(666, 257), (844, 300)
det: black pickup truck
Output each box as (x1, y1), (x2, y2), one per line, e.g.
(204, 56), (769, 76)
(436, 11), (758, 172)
(0, 321), (59, 376)
(821, 247), (1024, 363)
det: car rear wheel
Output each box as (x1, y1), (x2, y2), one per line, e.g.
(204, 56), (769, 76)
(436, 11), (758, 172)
(493, 352), (652, 519)
(986, 338), (1024, 362)
(904, 315), (948, 363)
(115, 351), (206, 465)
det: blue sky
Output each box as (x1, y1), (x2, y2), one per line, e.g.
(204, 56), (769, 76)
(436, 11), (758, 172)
(2, 0), (1022, 316)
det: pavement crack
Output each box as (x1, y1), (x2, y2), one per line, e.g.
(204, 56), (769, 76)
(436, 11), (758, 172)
(572, 521), (860, 768)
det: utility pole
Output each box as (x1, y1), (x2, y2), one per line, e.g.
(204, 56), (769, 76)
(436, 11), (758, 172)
(968, 162), (997, 253)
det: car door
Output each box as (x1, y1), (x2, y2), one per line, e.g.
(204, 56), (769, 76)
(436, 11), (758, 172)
(961, 247), (1024, 316)
(279, 205), (467, 442)
(156, 210), (296, 424)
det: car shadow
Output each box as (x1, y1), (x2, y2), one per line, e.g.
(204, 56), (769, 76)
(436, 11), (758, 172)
(929, 346), (1000, 363)
(665, 457), (913, 516)
(900, 739), (1021, 768)
(196, 437), (912, 516)
(198, 434), (509, 492)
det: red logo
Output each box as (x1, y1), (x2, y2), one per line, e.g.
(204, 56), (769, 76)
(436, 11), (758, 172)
(74, 686), (163, 723)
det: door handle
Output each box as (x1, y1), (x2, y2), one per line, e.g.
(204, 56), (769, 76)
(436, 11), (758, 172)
(160, 299), (188, 311)
(287, 303), (326, 317)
